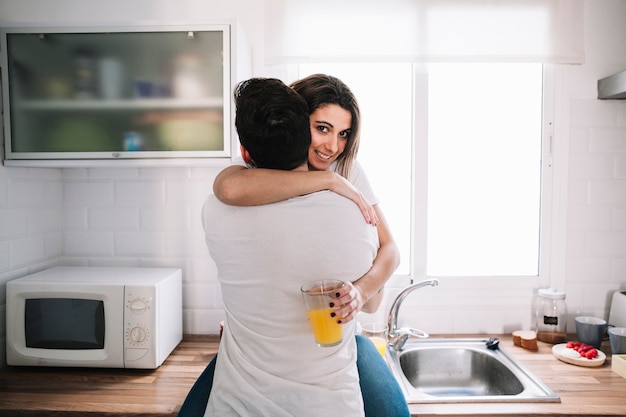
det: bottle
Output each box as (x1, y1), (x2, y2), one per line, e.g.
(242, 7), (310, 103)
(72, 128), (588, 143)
(536, 288), (567, 343)
(171, 53), (206, 98)
(74, 51), (97, 99)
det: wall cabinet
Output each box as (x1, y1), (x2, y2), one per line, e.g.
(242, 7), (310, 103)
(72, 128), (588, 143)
(1, 23), (250, 166)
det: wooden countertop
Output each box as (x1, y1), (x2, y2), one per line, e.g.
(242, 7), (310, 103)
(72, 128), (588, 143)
(0, 334), (624, 416)
(407, 335), (626, 417)
(0, 335), (219, 417)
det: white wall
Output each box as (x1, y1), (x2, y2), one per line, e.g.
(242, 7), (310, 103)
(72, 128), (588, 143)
(563, 0), (626, 318)
(0, 0), (625, 367)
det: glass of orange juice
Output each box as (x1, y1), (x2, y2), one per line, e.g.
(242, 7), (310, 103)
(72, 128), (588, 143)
(301, 280), (344, 347)
(361, 322), (388, 357)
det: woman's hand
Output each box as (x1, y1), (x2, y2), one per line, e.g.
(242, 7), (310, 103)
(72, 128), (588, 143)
(329, 173), (379, 226)
(330, 281), (365, 324)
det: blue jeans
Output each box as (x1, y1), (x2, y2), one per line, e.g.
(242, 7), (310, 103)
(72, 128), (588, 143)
(355, 334), (411, 417)
(177, 335), (410, 416)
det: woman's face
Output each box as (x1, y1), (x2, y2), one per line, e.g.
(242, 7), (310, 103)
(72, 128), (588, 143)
(307, 104), (352, 171)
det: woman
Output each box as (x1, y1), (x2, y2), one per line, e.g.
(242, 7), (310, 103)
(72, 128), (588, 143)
(214, 74), (399, 321)
(209, 74), (409, 417)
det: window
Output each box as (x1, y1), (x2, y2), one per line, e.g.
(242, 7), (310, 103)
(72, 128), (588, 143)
(296, 62), (549, 282)
(426, 63), (543, 277)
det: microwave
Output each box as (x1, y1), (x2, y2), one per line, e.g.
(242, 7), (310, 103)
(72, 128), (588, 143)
(6, 266), (182, 369)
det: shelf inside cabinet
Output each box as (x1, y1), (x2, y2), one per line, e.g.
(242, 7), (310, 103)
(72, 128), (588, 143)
(16, 97), (224, 111)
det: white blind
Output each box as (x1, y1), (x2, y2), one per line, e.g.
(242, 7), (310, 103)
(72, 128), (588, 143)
(265, 0), (584, 64)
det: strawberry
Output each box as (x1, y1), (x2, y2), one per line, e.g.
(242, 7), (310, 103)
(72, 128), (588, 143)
(566, 341), (598, 359)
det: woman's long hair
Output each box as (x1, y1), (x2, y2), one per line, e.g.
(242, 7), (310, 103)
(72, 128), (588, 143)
(290, 74), (361, 180)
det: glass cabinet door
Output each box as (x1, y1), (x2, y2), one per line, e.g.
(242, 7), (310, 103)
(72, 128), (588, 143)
(2, 25), (231, 161)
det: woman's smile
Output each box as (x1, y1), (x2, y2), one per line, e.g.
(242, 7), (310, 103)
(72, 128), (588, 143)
(314, 149), (333, 160)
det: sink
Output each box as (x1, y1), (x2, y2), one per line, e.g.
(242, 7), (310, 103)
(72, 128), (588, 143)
(387, 338), (560, 403)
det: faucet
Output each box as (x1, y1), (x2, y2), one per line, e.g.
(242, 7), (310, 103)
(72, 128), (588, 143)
(387, 279), (439, 351)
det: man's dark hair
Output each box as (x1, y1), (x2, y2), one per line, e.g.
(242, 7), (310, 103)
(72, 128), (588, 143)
(234, 78), (311, 170)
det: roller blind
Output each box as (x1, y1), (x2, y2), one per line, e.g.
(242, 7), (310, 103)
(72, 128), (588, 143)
(265, 0), (584, 64)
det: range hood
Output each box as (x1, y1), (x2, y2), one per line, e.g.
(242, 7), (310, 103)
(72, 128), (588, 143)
(598, 70), (626, 99)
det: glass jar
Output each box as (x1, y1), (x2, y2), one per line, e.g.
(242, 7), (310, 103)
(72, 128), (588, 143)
(536, 288), (567, 343)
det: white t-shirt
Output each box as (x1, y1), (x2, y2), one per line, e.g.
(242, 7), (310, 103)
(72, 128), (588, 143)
(202, 191), (379, 417)
(328, 159), (378, 205)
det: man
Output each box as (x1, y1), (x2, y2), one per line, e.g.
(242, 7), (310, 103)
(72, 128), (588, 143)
(201, 78), (379, 417)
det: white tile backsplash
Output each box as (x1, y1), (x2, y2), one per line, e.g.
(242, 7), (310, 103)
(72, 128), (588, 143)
(89, 207), (139, 230)
(114, 232), (164, 256)
(63, 207), (88, 230)
(571, 99), (618, 127)
(140, 205), (192, 231)
(8, 179), (45, 207)
(45, 232), (64, 260)
(63, 231), (114, 256)
(615, 207), (626, 230)
(0, 242), (9, 273)
(588, 180), (626, 205)
(567, 206), (612, 231)
(589, 126), (626, 152)
(115, 181), (165, 205)
(63, 181), (114, 205)
(27, 208), (63, 234)
(568, 153), (615, 179)
(0, 209), (27, 238)
(0, 178), (8, 207)
(11, 236), (46, 268)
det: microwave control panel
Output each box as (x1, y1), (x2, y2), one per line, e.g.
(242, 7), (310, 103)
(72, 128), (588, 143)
(124, 287), (156, 365)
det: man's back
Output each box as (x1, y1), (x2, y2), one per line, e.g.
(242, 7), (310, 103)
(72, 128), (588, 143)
(202, 190), (379, 417)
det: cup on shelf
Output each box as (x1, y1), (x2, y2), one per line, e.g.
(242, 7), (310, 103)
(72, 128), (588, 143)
(98, 57), (125, 100)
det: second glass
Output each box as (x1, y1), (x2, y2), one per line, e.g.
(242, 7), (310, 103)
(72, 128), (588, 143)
(361, 322), (388, 357)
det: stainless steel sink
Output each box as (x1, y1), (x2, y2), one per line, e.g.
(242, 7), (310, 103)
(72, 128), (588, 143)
(387, 338), (560, 403)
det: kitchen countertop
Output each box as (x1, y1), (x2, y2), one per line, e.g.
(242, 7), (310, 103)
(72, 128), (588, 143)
(0, 334), (624, 416)
(0, 335), (219, 416)
(407, 335), (626, 416)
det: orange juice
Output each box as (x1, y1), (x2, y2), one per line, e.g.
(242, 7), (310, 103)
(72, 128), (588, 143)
(369, 336), (387, 357)
(307, 307), (342, 346)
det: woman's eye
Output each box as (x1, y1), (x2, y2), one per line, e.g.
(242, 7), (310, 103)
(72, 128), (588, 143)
(316, 125), (329, 133)
(339, 130), (350, 139)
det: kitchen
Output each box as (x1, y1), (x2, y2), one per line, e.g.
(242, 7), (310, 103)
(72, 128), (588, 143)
(0, 0), (625, 415)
